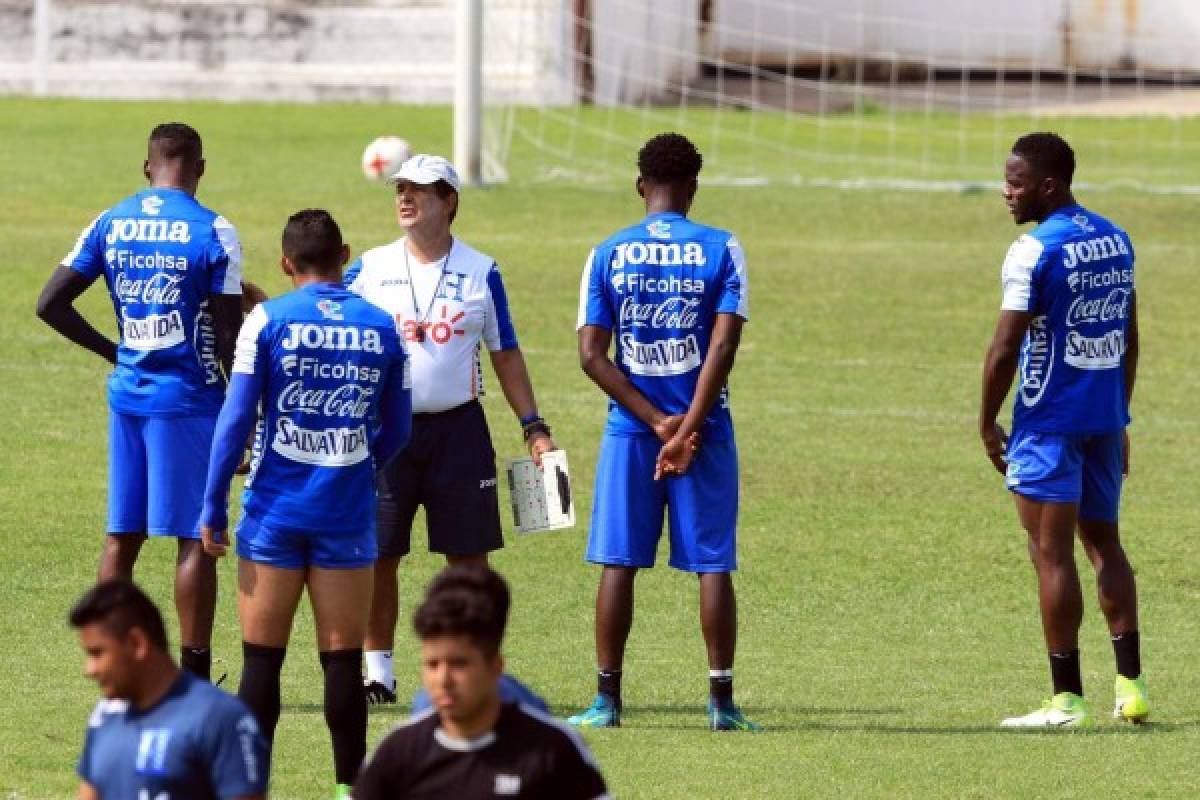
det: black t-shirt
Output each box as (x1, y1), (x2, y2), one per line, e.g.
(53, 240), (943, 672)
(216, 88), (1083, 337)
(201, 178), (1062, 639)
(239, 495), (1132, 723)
(353, 703), (609, 800)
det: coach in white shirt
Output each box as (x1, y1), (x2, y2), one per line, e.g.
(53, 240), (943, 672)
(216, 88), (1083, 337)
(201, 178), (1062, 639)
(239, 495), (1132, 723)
(345, 154), (557, 704)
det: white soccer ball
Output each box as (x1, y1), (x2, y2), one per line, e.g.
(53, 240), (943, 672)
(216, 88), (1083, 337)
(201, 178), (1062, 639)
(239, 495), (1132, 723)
(361, 136), (412, 182)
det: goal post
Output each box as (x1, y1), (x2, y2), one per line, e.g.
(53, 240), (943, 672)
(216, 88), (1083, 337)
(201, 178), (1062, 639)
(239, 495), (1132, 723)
(455, 0), (484, 187)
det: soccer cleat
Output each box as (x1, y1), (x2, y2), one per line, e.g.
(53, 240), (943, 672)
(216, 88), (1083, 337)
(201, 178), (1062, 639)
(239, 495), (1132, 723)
(334, 783), (352, 799)
(1113, 674), (1149, 724)
(363, 678), (397, 705)
(1000, 692), (1093, 729)
(708, 700), (763, 732)
(567, 694), (621, 728)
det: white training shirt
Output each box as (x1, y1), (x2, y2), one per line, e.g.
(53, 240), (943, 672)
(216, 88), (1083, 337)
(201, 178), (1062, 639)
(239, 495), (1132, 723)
(344, 237), (519, 413)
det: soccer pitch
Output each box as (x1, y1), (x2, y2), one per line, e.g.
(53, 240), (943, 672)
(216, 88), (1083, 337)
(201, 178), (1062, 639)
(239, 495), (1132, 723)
(4, 98), (1200, 798)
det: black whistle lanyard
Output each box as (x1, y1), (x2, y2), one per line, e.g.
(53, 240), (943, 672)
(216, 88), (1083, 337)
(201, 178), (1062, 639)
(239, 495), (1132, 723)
(404, 240), (452, 343)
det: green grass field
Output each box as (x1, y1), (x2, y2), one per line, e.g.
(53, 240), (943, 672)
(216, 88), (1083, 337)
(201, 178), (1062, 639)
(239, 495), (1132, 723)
(3, 97), (1200, 798)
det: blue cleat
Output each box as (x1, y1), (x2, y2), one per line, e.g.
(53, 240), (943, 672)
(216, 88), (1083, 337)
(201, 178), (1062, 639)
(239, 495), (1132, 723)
(567, 694), (621, 728)
(708, 700), (763, 732)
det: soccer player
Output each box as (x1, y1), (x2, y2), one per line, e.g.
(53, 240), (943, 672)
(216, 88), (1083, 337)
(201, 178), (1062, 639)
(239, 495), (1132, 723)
(980, 132), (1147, 728)
(37, 122), (242, 682)
(343, 154), (557, 704)
(353, 565), (609, 799)
(571, 132), (758, 731)
(199, 210), (412, 796)
(72, 579), (268, 800)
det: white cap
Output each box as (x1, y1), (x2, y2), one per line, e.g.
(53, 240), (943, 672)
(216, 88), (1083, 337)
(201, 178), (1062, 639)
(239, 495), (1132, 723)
(389, 154), (462, 192)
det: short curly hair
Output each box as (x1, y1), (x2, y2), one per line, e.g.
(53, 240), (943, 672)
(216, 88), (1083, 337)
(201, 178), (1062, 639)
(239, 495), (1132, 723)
(638, 132), (703, 183)
(282, 209), (344, 274)
(413, 565), (510, 656)
(1012, 132), (1075, 187)
(148, 122), (203, 164)
(69, 579), (169, 651)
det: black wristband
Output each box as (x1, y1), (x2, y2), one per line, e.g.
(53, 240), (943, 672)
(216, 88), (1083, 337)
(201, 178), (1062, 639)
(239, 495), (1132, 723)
(522, 420), (551, 442)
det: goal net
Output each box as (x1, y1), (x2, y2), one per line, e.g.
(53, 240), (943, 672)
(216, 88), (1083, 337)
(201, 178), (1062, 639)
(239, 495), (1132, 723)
(482, 0), (1200, 193)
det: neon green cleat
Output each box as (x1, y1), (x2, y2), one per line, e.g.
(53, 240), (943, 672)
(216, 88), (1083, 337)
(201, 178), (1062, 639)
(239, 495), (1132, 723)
(1113, 674), (1149, 724)
(567, 695), (621, 728)
(708, 701), (763, 732)
(334, 782), (353, 799)
(1000, 692), (1093, 729)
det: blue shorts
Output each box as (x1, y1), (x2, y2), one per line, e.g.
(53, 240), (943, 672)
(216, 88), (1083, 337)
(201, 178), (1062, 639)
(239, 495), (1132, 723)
(1005, 429), (1124, 522)
(586, 433), (738, 573)
(108, 411), (216, 538)
(235, 514), (377, 570)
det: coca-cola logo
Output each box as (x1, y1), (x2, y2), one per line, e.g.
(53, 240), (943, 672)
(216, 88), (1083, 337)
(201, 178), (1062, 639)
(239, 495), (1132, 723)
(115, 272), (184, 305)
(276, 380), (374, 419)
(619, 296), (701, 330)
(1066, 288), (1130, 328)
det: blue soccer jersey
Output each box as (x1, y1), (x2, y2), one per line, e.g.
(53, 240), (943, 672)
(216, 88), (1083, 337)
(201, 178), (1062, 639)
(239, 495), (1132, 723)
(1000, 204), (1135, 434)
(576, 211), (749, 440)
(77, 671), (268, 799)
(227, 283), (411, 534)
(61, 188), (242, 417)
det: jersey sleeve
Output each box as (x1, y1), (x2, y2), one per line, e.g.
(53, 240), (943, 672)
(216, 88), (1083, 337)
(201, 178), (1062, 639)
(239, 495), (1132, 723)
(202, 305), (269, 530)
(482, 264), (519, 352)
(232, 304), (269, 376)
(75, 704), (101, 783)
(717, 235), (749, 319)
(543, 724), (609, 799)
(202, 700), (270, 799)
(61, 212), (107, 280)
(344, 256), (365, 292)
(1000, 234), (1045, 312)
(576, 247), (613, 331)
(352, 734), (407, 799)
(373, 331), (413, 467)
(209, 215), (244, 295)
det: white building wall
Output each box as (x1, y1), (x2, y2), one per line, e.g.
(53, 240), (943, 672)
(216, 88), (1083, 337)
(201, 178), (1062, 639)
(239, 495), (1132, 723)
(0, 0), (549, 101)
(712, 0), (1200, 72)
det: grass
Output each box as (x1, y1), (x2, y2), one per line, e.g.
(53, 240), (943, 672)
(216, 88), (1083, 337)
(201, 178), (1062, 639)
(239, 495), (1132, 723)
(2, 97), (1200, 798)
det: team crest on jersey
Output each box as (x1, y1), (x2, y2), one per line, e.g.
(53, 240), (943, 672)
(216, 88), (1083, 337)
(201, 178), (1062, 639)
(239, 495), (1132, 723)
(494, 774), (522, 795)
(134, 729), (172, 776)
(1071, 213), (1095, 234)
(316, 298), (344, 320)
(646, 219), (671, 239)
(140, 195), (164, 216)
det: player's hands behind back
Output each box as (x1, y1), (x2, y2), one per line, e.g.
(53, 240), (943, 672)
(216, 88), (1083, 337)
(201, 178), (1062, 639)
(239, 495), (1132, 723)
(200, 526), (228, 558)
(652, 414), (685, 443)
(980, 422), (1009, 476)
(655, 431), (701, 480)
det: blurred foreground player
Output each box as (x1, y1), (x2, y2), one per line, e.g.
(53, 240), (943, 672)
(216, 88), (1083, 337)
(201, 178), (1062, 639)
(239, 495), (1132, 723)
(72, 579), (267, 800)
(571, 133), (757, 731)
(201, 210), (412, 797)
(344, 154), (556, 704)
(354, 566), (608, 799)
(980, 132), (1147, 727)
(37, 122), (243, 681)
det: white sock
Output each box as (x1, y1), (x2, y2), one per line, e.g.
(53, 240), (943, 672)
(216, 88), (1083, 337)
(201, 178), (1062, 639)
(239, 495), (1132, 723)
(365, 650), (395, 690)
